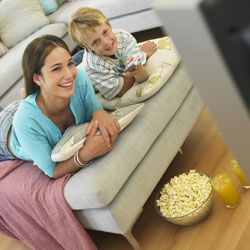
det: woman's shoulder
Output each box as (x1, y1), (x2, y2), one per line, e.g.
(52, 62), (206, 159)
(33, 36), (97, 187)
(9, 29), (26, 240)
(76, 67), (87, 79)
(22, 94), (38, 109)
(14, 94), (40, 121)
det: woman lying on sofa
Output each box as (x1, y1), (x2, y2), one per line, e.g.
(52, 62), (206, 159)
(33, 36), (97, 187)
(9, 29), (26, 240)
(0, 34), (120, 249)
(1, 34), (120, 179)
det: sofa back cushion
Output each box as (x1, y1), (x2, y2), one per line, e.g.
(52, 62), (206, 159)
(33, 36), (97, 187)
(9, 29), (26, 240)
(0, 41), (8, 58)
(0, 0), (49, 48)
(49, 0), (154, 24)
(0, 23), (68, 100)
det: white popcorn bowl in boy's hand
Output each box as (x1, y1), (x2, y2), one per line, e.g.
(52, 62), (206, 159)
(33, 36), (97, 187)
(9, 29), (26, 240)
(155, 170), (214, 226)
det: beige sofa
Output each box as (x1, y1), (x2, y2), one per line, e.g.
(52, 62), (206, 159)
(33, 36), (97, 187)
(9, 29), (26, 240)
(64, 63), (204, 249)
(0, 1), (204, 249)
(0, 0), (161, 109)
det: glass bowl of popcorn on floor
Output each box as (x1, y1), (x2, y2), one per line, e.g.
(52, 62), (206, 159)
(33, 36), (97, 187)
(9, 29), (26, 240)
(155, 170), (214, 225)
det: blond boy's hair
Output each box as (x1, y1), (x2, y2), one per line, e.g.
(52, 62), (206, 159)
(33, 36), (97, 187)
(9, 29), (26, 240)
(69, 7), (111, 49)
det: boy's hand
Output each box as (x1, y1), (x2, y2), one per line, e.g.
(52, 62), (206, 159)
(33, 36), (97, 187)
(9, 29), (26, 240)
(124, 56), (137, 72)
(139, 41), (157, 58)
(124, 54), (144, 72)
(123, 55), (143, 77)
(125, 56), (134, 65)
(123, 63), (143, 78)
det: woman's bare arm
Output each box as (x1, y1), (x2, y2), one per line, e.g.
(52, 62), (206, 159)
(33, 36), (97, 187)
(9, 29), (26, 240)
(52, 120), (117, 179)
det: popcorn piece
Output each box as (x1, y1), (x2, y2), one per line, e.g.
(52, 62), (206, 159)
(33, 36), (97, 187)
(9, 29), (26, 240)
(156, 170), (212, 218)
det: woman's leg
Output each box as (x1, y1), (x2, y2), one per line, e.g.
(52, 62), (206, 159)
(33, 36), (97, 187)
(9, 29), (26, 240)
(0, 101), (21, 161)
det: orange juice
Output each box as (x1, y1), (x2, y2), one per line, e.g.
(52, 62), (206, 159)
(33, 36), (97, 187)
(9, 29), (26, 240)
(211, 172), (240, 208)
(230, 160), (250, 189)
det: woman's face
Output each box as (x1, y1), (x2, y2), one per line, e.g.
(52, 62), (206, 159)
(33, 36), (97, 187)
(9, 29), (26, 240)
(34, 47), (77, 99)
(84, 23), (118, 56)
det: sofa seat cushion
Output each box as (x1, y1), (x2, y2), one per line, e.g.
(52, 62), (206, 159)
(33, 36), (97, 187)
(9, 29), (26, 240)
(0, 23), (68, 98)
(64, 63), (194, 210)
(48, 0), (155, 24)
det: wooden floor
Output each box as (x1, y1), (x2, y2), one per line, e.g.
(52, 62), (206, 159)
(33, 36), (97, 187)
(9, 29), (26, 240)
(1, 108), (250, 250)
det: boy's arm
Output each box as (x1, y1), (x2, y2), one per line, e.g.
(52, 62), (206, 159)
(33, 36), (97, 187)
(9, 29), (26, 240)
(139, 40), (157, 58)
(116, 75), (135, 97)
(134, 65), (149, 83)
(123, 60), (149, 84)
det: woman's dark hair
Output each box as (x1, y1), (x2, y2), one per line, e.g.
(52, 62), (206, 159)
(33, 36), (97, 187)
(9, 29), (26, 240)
(22, 35), (70, 96)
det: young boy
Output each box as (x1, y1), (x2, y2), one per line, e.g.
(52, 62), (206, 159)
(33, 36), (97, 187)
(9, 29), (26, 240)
(69, 7), (157, 101)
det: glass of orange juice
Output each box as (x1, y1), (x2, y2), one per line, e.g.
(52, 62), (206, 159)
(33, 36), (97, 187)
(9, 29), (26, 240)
(230, 160), (250, 189)
(211, 172), (240, 208)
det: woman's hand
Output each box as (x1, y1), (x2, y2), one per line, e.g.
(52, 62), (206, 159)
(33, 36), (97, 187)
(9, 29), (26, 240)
(79, 120), (118, 163)
(86, 110), (120, 147)
(53, 120), (117, 178)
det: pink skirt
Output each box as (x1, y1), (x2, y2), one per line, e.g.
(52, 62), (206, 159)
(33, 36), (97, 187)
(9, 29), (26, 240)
(0, 159), (97, 250)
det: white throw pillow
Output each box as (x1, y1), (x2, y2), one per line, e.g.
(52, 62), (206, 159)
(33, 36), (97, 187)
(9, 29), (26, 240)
(51, 103), (144, 162)
(97, 37), (181, 110)
(0, 0), (49, 48)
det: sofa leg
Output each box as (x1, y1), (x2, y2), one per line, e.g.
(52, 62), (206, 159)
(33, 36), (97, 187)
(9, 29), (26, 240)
(124, 230), (141, 250)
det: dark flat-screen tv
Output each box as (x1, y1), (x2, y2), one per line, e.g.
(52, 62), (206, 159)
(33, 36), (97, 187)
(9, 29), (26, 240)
(154, 0), (250, 177)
